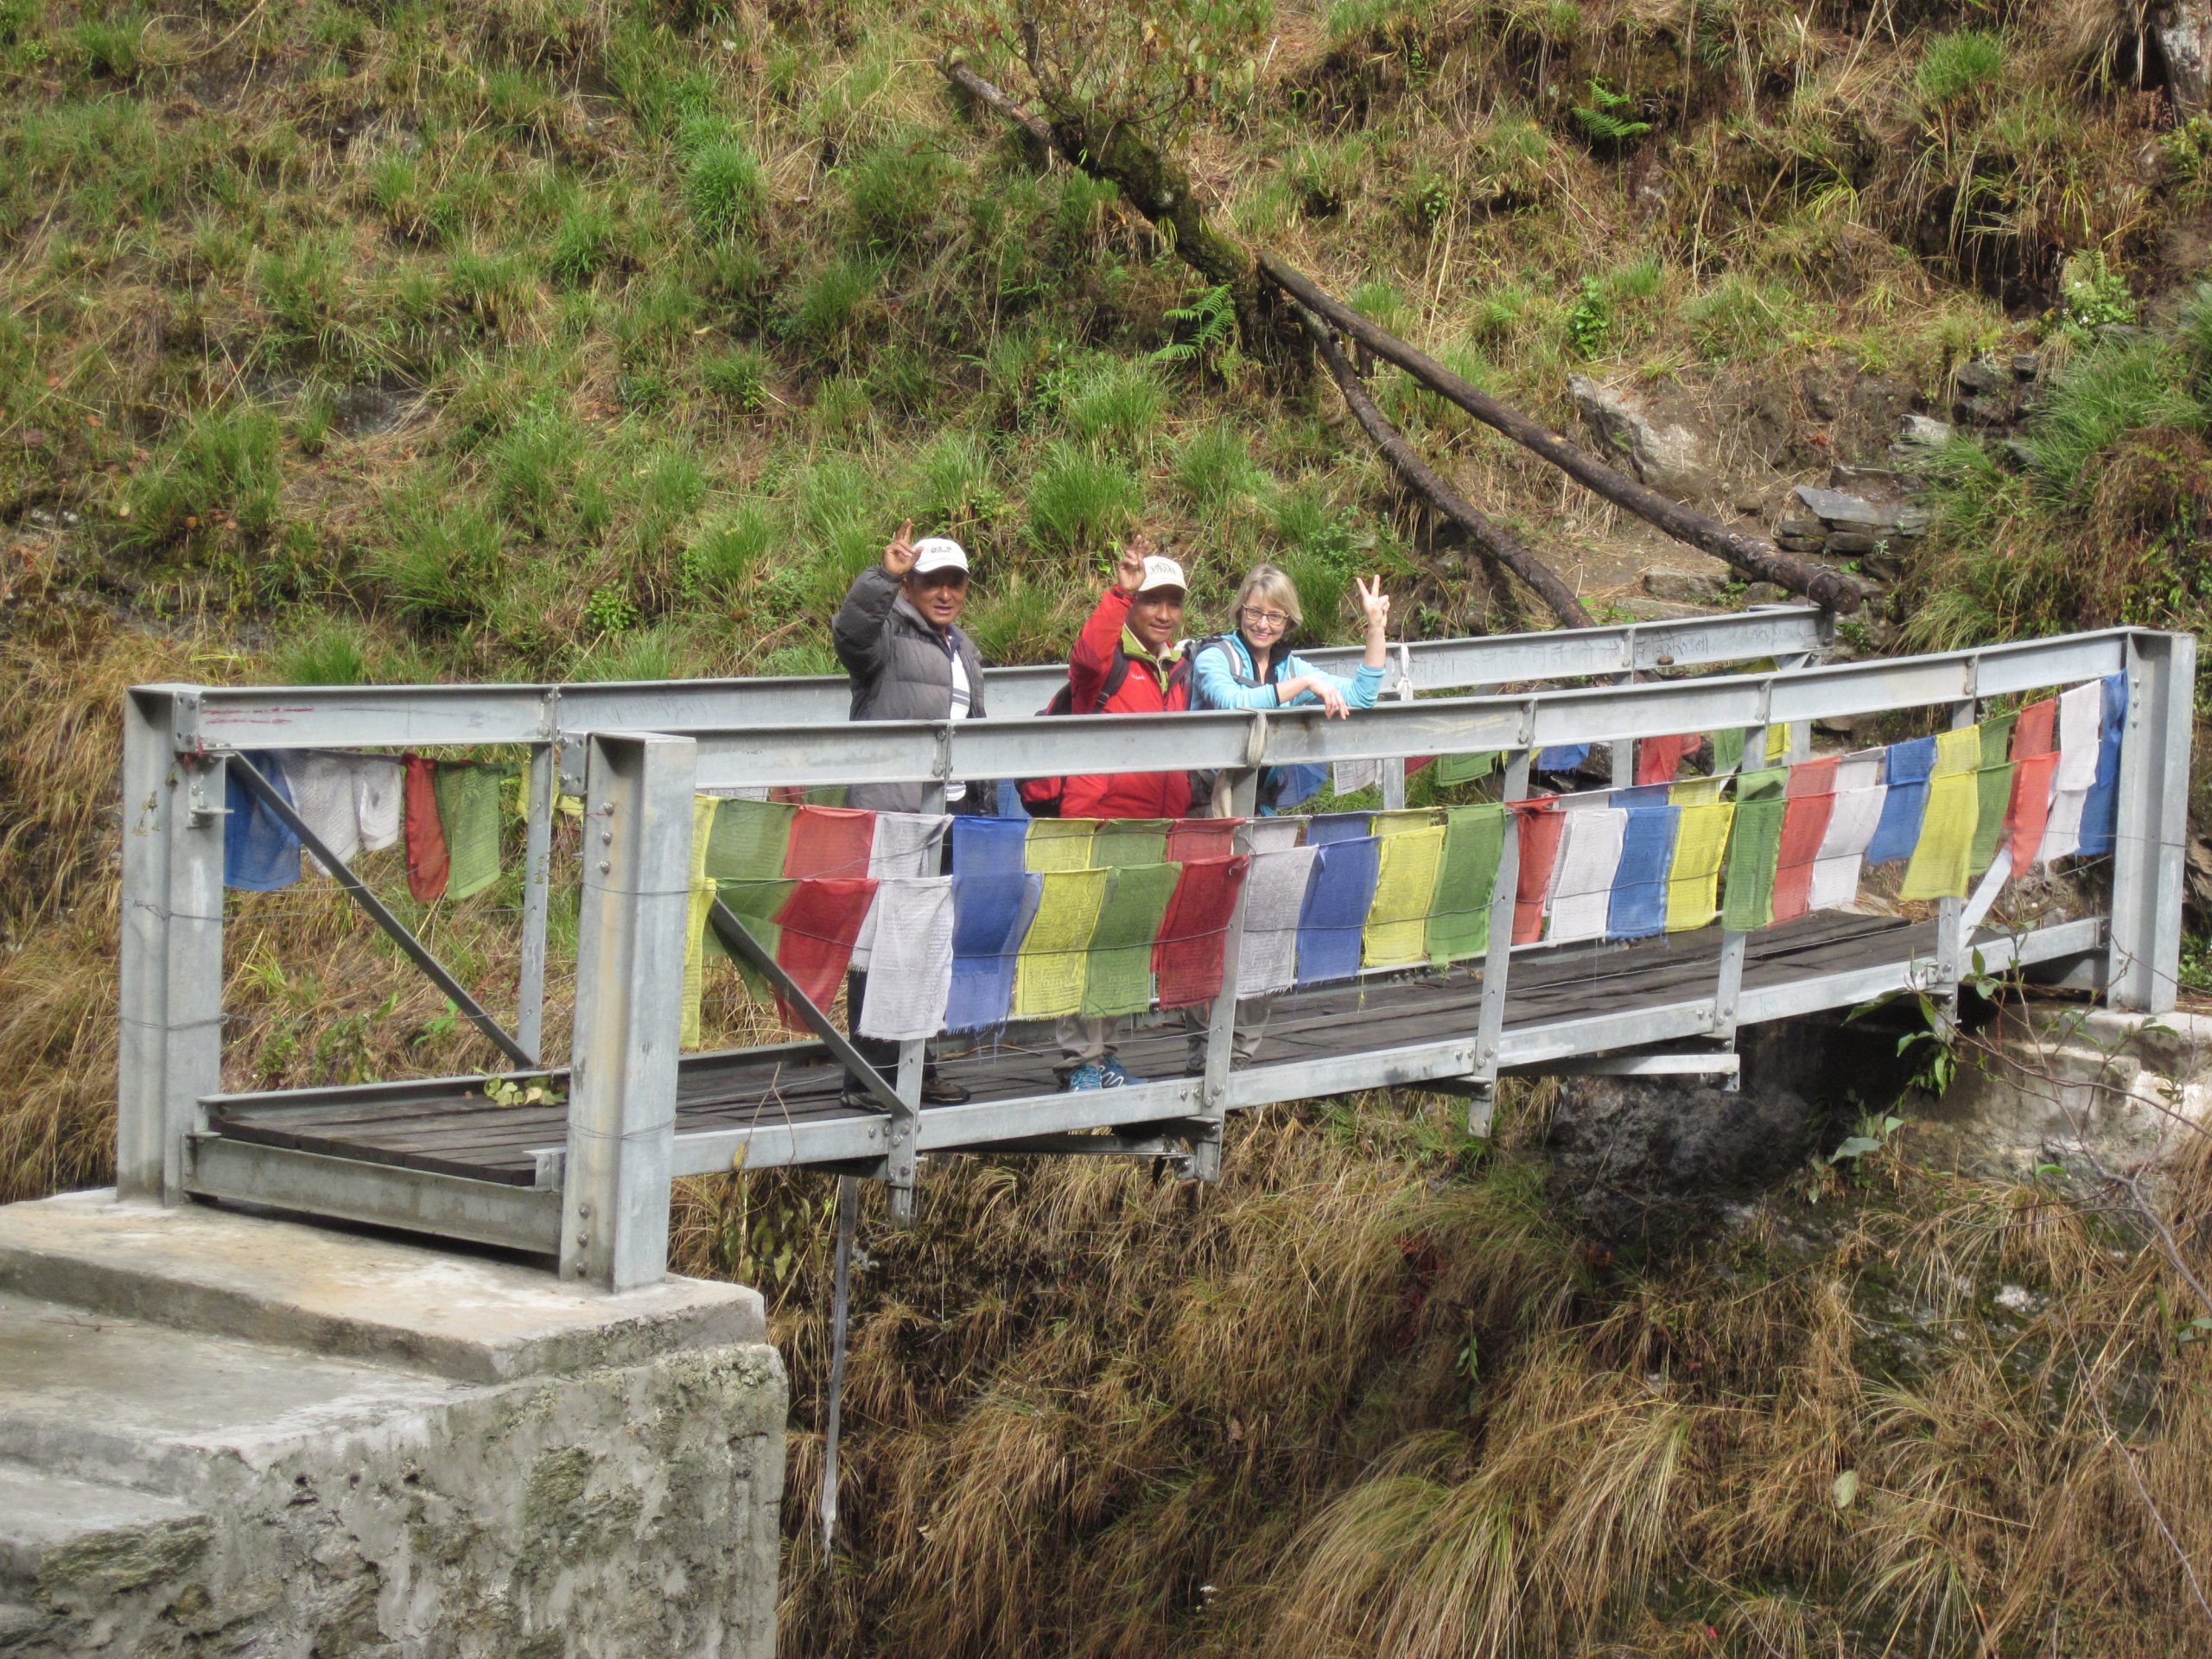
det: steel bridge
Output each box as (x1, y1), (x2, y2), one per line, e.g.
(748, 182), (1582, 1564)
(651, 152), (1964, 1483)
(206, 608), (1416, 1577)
(117, 608), (2194, 1293)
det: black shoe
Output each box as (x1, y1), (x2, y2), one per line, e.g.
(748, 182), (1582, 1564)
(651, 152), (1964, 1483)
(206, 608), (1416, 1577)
(921, 1074), (970, 1105)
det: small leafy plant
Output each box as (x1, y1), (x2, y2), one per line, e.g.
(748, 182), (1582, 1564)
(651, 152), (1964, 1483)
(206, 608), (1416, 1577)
(483, 1074), (565, 1108)
(1571, 79), (1650, 147)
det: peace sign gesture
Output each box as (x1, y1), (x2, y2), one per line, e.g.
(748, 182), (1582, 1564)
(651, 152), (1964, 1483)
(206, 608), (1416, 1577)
(1114, 531), (1155, 593)
(1356, 574), (1391, 637)
(882, 519), (918, 577)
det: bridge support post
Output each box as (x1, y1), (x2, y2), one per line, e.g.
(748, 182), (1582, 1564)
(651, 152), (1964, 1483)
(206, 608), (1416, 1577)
(887, 1040), (923, 1224)
(563, 733), (695, 1291)
(2107, 632), (2195, 1013)
(1468, 748), (1531, 1137)
(517, 741), (556, 1063)
(1194, 769), (1262, 1180)
(118, 688), (226, 1205)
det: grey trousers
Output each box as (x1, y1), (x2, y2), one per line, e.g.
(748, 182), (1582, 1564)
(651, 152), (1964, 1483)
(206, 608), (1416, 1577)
(1181, 997), (1273, 1072)
(1057, 1014), (1123, 1067)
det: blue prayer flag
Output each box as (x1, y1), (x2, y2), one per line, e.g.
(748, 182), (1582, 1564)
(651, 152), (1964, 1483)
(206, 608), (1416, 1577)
(2075, 671), (2129, 858)
(1607, 804), (1680, 940)
(944, 871), (1041, 1032)
(1608, 785), (1671, 809)
(1865, 737), (1934, 866)
(1538, 743), (1592, 773)
(1306, 811), (1374, 847)
(994, 779), (1031, 821)
(224, 751), (301, 891)
(951, 816), (1029, 878)
(1294, 836), (1382, 987)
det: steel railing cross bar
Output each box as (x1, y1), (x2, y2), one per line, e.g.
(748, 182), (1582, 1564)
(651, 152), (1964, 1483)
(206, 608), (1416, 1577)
(226, 753), (534, 1070)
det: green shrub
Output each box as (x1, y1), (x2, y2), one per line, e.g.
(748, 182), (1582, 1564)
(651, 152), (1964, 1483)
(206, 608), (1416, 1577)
(546, 198), (618, 287)
(683, 126), (765, 241)
(125, 404), (283, 546)
(912, 432), (1006, 532)
(701, 344), (769, 410)
(2016, 338), (2202, 504)
(1028, 443), (1141, 554)
(964, 573), (1071, 664)
(1685, 276), (1805, 360)
(1064, 358), (1167, 454)
(372, 490), (502, 626)
(632, 448), (709, 555)
(1915, 29), (2006, 110)
(585, 585), (641, 632)
(681, 505), (775, 598)
(780, 257), (877, 363)
(273, 615), (371, 685)
(843, 136), (947, 253)
(1176, 423), (1268, 517)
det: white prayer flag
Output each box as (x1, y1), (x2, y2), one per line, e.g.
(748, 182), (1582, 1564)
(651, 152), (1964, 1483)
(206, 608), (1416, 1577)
(1243, 817), (1306, 854)
(1236, 845), (1319, 998)
(857, 878), (956, 1040)
(868, 811), (950, 880)
(2056, 681), (2102, 791)
(354, 759), (403, 853)
(1547, 807), (1626, 944)
(1808, 784), (1888, 911)
(276, 752), (361, 875)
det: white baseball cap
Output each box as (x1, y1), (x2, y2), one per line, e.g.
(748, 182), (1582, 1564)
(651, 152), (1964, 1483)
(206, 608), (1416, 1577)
(1135, 555), (1186, 595)
(911, 537), (969, 576)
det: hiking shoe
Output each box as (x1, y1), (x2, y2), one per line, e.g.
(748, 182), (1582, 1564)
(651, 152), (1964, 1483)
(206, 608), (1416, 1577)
(1100, 1055), (1144, 1088)
(921, 1074), (970, 1105)
(1061, 1063), (1105, 1092)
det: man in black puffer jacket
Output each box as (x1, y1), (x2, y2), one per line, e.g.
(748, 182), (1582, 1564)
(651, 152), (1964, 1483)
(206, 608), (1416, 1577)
(832, 519), (988, 812)
(832, 521), (987, 1104)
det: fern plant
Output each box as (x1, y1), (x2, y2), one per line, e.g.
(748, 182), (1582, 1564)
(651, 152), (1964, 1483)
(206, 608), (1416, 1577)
(1151, 283), (1237, 374)
(1571, 78), (1651, 147)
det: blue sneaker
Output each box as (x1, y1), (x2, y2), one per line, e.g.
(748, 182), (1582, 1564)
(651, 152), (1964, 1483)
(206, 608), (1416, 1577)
(1100, 1055), (1145, 1088)
(1062, 1063), (1105, 1092)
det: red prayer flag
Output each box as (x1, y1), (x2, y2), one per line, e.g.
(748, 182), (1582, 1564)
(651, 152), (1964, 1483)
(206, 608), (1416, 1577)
(2009, 751), (2059, 873)
(1510, 798), (1566, 945)
(1153, 855), (1250, 1008)
(1406, 755), (1437, 778)
(2012, 696), (2058, 760)
(403, 754), (448, 902)
(783, 804), (875, 879)
(1785, 756), (1839, 798)
(1771, 791), (1836, 922)
(1166, 817), (1241, 864)
(771, 877), (878, 1030)
(1637, 734), (1698, 787)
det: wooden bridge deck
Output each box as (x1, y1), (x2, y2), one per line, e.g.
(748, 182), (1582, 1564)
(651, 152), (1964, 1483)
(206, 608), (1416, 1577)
(203, 909), (2083, 1195)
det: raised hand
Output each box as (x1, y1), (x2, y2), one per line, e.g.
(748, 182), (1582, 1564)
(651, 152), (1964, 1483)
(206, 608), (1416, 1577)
(1114, 532), (1154, 593)
(882, 519), (918, 577)
(1356, 574), (1391, 635)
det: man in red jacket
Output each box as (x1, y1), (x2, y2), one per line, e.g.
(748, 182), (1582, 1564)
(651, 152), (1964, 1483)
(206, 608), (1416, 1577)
(1058, 539), (1192, 1090)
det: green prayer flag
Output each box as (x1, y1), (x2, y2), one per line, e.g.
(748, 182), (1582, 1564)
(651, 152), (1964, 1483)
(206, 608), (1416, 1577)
(1979, 714), (2016, 770)
(1081, 861), (1183, 1017)
(432, 763), (503, 900)
(1091, 820), (1170, 868)
(1736, 766), (1789, 803)
(1427, 804), (1507, 967)
(705, 798), (797, 883)
(1720, 796), (1786, 931)
(1434, 752), (1500, 786)
(708, 875), (795, 982)
(1711, 728), (1745, 774)
(1970, 760), (2016, 877)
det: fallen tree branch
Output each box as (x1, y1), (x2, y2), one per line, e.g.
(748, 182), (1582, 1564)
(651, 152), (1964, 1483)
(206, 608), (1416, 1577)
(1293, 303), (1594, 629)
(1259, 253), (1870, 613)
(937, 52), (1867, 614)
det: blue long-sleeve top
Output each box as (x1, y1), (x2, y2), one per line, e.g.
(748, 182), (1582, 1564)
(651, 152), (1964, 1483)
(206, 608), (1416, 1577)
(1188, 630), (1386, 713)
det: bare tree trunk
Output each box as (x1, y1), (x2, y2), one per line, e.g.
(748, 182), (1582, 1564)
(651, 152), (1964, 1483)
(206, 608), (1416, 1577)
(1293, 305), (1594, 629)
(1259, 254), (1869, 613)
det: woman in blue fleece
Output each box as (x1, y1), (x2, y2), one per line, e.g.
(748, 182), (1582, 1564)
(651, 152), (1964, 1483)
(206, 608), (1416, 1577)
(1190, 563), (1392, 811)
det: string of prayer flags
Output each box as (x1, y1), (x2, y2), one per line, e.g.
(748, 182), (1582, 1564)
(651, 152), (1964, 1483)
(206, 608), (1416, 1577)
(1243, 817), (1307, 854)
(1899, 732), (1980, 900)
(1637, 734), (1699, 787)
(784, 804), (874, 880)
(682, 796), (718, 1048)
(868, 812), (950, 880)
(1306, 812), (1374, 848)
(1026, 818), (1099, 873)
(1237, 847), (1319, 997)
(1510, 800), (1567, 945)
(1865, 735), (1935, 865)
(1154, 855), (1250, 1008)
(1772, 759), (1838, 923)
(432, 762), (502, 899)
(225, 751), (302, 891)
(402, 755), (447, 901)
(1092, 819), (1171, 868)
(771, 878), (877, 1030)
(1548, 807), (1626, 944)
(1427, 804), (1507, 966)
(1720, 780), (1787, 931)
(945, 872), (1041, 1032)
(1295, 836), (1382, 987)
(952, 815), (1027, 877)
(1666, 802), (1734, 931)
(1607, 804), (1678, 940)
(857, 878), (956, 1041)
(1083, 861), (1184, 1017)
(1433, 751), (1499, 787)
(2075, 673), (2128, 859)
(1809, 782), (1886, 912)
(1012, 868), (1109, 1019)
(1363, 825), (1446, 969)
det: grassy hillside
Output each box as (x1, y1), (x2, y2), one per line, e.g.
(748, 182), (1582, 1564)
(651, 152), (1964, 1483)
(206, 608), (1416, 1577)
(4, 0), (2212, 1649)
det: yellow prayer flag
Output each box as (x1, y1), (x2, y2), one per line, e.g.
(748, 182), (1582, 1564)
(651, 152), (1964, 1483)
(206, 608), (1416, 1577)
(1012, 868), (1109, 1019)
(1900, 771), (1979, 899)
(1666, 802), (1735, 932)
(512, 767), (585, 820)
(1669, 776), (1728, 806)
(1934, 725), (1981, 779)
(1026, 818), (1100, 873)
(1363, 826), (1447, 969)
(1371, 809), (1441, 836)
(1766, 724), (1789, 764)
(682, 794), (719, 1048)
